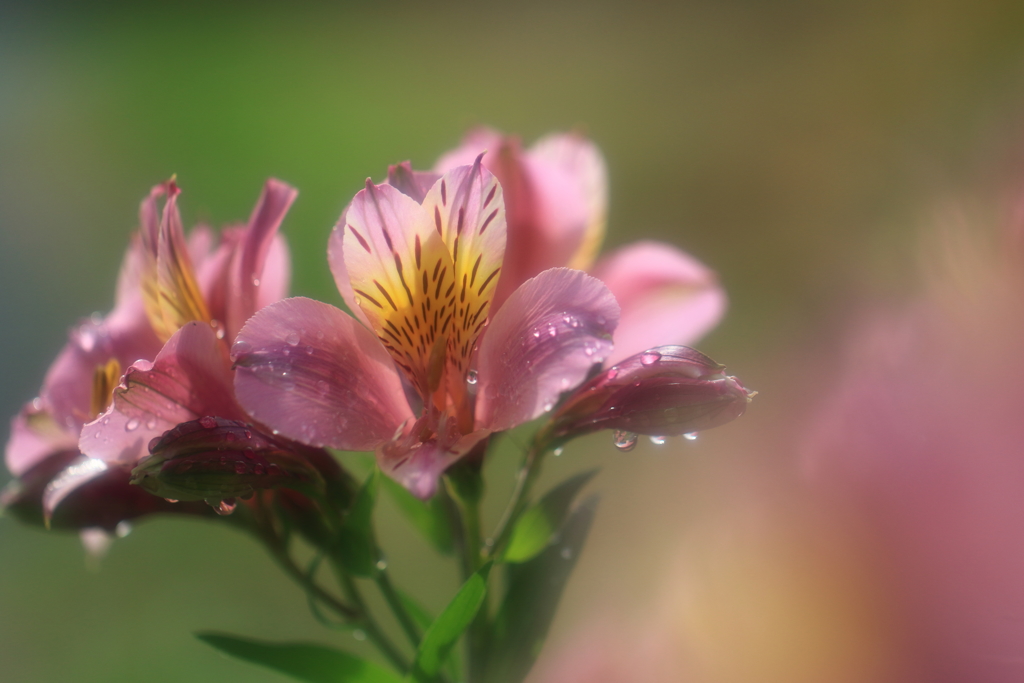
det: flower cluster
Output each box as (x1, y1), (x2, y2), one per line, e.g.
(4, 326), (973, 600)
(3, 128), (753, 682)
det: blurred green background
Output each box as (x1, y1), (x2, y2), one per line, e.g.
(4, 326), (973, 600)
(3, 1), (1024, 681)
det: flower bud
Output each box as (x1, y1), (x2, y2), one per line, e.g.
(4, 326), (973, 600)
(542, 345), (753, 444)
(130, 417), (326, 503)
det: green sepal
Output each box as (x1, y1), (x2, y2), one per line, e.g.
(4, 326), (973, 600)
(501, 469), (598, 563)
(408, 563), (492, 682)
(487, 496), (599, 683)
(196, 632), (402, 683)
(396, 590), (461, 682)
(335, 468), (380, 577)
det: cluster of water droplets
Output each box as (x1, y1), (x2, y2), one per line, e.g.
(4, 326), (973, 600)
(611, 430), (698, 451)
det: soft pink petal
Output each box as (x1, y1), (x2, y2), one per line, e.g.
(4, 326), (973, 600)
(232, 297), (415, 451)
(379, 418), (489, 499)
(475, 268), (620, 432)
(254, 234), (291, 312)
(5, 406), (77, 477)
(433, 127), (505, 172)
(225, 178), (297, 339)
(79, 322), (240, 466)
(387, 161), (441, 203)
(593, 241), (726, 365)
(194, 228), (240, 329)
(527, 133), (607, 270)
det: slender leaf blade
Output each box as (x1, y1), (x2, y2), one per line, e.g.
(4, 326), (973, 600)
(336, 468), (380, 576)
(488, 495), (599, 683)
(502, 470), (597, 563)
(197, 632), (402, 683)
(410, 563), (492, 681)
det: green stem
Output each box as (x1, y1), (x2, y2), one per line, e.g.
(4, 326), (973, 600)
(485, 439), (547, 561)
(331, 555), (412, 675)
(374, 569), (422, 650)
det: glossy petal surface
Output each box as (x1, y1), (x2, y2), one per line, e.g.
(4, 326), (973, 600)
(80, 322), (239, 466)
(475, 268), (619, 431)
(593, 241), (726, 365)
(232, 297), (415, 451)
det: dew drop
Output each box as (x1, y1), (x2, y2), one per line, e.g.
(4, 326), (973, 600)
(316, 330), (324, 340)
(253, 464), (265, 475)
(532, 329), (542, 338)
(640, 350), (662, 366)
(466, 370), (478, 385)
(210, 499), (237, 515)
(31, 397), (43, 411)
(317, 379), (331, 396)
(285, 332), (300, 346)
(542, 401), (554, 412)
(164, 498), (179, 504)
(199, 416), (217, 429)
(231, 339), (252, 357)
(552, 447), (564, 457)
(145, 418), (157, 430)
(352, 629), (367, 642)
(252, 277), (261, 287)
(683, 432), (698, 441)
(115, 521), (132, 538)
(649, 435), (667, 445)
(305, 345), (314, 355)
(547, 324), (557, 338)
(612, 430), (639, 452)
(560, 547), (573, 560)
(375, 558), (388, 571)
(606, 366), (619, 380)
(234, 462), (248, 475)
(125, 417), (140, 432)
(243, 448), (255, 460)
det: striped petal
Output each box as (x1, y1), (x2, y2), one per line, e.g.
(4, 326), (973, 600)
(139, 180), (211, 342)
(342, 180), (456, 398)
(422, 159), (506, 388)
(475, 268), (619, 432)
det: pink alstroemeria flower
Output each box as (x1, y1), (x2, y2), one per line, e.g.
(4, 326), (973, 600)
(232, 159), (620, 497)
(432, 127), (726, 364)
(17, 177), (297, 521)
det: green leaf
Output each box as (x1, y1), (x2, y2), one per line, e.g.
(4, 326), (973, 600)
(410, 563), (492, 681)
(196, 632), (402, 683)
(397, 591), (461, 683)
(501, 469), (598, 563)
(380, 475), (454, 555)
(487, 496), (599, 683)
(336, 468), (380, 577)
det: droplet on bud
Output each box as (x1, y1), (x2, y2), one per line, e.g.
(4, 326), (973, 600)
(649, 435), (667, 445)
(612, 430), (639, 452)
(125, 418), (140, 432)
(466, 369), (479, 385)
(552, 447), (564, 457)
(285, 332), (300, 347)
(640, 350), (662, 366)
(683, 432), (698, 441)
(208, 499), (237, 516)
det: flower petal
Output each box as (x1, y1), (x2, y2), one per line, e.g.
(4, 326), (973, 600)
(387, 161), (441, 203)
(528, 133), (607, 271)
(79, 321), (240, 466)
(225, 178), (297, 339)
(379, 423), (489, 499)
(592, 241), (726, 365)
(475, 268), (619, 432)
(5, 406), (77, 477)
(140, 180), (211, 341)
(232, 297), (414, 451)
(422, 160), (506, 387)
(342, 180), (456, 396)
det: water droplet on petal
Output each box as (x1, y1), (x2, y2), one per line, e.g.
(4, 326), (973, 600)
(199, 416), (217, 429)
(466, 370), (478, 385)
(234, 462), (248, 474)
(547, 324), (557, 338)
(253, 464), (265, 475)
(683, 432), (698, 441)
(31, 397), (43, 411)
(542, 401), (554, 412)
(532, 329), (542, 338)
(285, 332), (300, 346)
(612, 430), (639, 452)
(125, 417), (140, 432)
(649, 435), (667, 445)
(552, 447), (564, 457)
(145, 418), (157, 430)
(209, 499), (237, 515)
(252, 277), (261, 287)
(606, 366), (619, 380)
(640, 350), (662, 366)
(231, 339), (252, 358)
(317, 379), (331, 396)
